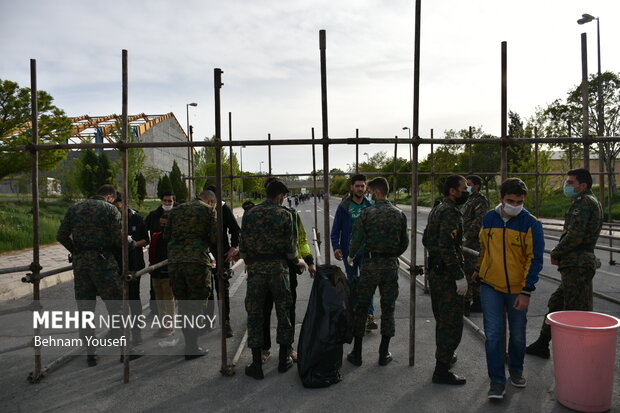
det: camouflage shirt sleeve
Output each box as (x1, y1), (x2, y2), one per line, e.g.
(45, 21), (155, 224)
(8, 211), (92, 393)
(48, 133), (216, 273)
(348, 214), (365, 259)
(550, 196), (593, 260)
(56, 207), (74, 252)
(397, 211), (409, 256)
(439, 207), (465, 280)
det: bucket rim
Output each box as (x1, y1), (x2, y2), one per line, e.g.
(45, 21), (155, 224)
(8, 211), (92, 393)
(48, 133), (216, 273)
(546, 310), (620, 331)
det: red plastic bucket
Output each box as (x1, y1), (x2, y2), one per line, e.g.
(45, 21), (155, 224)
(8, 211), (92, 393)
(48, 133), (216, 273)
(546, 311), (620, 412)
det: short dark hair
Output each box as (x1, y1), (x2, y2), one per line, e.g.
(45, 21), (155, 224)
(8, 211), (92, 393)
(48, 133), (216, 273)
(368, 177), (389, 195)
(443, 175), (466, 197)
(500, 178), (528, 197)
(466, 175), (482, 188)
(350, 174), (367, 186)
(567, 168), (593, 189)
(266, 179), (289, 199)
(160, 190), (175, 200)
(263, 176), (277, 189)
(97, 184), (116, 197)
(203, 184), (217, 192)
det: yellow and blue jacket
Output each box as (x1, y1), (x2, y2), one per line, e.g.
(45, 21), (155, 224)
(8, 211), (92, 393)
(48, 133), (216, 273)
(476, 205), (544, 295)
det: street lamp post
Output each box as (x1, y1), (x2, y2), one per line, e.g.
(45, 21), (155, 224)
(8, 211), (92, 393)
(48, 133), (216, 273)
(403, 126), (412, 163)
(363, 152), (369, 163)
(186, 102), (198, 196)
(578, 13), (606, 206)
(240, 145), (245, 199)
(259, 161), (264, 174)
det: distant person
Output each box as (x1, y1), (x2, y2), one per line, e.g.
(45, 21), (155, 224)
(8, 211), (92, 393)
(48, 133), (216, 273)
(422, 175), (469, 385)
(56, 184), (142, 366)
(346, 177), (408, 366)
(149, 211), (175, 337)
(461, 175), (489, 315)
(145, 191), (176, 318)
(331, 174), (377, 331)
(473, 178), (544, 399)
(526, 168), (603, 359)
(113, 192), (150, 345)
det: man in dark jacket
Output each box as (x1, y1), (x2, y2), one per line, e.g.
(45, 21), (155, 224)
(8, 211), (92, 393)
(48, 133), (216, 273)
(331, 174), (376, 330)
(204, 185), (241, 338)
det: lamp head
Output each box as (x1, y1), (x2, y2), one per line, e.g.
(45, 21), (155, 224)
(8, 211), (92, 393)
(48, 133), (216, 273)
(577, 13), (595, 24)
(188, 102), (198, 107)
(402, 126), (409, 130)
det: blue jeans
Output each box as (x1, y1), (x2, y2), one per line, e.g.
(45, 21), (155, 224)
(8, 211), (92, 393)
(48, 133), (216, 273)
(344, 256), (374, 315)
(481, 284), (527, 384)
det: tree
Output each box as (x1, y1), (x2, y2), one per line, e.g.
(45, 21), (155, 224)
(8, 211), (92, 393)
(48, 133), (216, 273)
(169, 160), (188, 202)
(77, 149), (115, 197)
(536, 72), (620, 196)
(135, 171), (147, 208)
(157, 174), (173, 199)
(0, 79), (73, 179)
(454, 127), (500, 194)
(110, 121), (146, 202)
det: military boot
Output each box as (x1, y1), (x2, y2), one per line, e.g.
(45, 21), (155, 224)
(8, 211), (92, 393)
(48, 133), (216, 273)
(183, 328), (208, 360)
(347, 337), (363, 366)
(278, 345), (293, 373)
(378, 335), (392, 366)
(469, 296), (482, 313)
(525, 335), (550, 359)
(245, 348), (264, 380)
(432, 362), (466, 385)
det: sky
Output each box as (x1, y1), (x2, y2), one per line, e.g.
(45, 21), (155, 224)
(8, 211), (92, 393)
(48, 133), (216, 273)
(1, 0), (619, 176)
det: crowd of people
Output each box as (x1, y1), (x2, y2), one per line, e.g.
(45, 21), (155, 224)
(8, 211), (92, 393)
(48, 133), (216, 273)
(56, 167), (603, 398)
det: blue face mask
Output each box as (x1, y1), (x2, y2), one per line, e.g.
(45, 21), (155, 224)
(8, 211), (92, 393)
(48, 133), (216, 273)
(563, 185), (578, 198)
(466, 185), (472, 194)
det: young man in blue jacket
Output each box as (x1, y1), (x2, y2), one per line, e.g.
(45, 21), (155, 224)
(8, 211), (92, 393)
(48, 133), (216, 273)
(473, 178), (544, 400)
(331, 174), (377, 330)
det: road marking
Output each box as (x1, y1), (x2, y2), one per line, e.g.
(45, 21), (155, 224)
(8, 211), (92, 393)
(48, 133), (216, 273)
(229, 267), (246, 297)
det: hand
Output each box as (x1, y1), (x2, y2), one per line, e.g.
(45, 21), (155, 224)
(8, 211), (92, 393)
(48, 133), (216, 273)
(334, 249), (343, 261)
(513, 294), (530, 311)
(455, 277), (468, 296)
(127, 236), (135, 247)
(347, 256), (354, 267)
(308, 264), (317, 278)
(225, 247), (239, 262)
(471, 271), (479, 283)
(551, 257), (559, 266)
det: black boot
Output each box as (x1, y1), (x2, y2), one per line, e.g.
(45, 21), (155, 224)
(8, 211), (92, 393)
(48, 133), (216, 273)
(432, 361), (466, 385)
(278, 345), (293, 373)
(183, 328), (208, 360)
(378, 336), (392, 366)
(224, 319), (234, 339)
(245, 348), (264, 380)
(347, 336), (363, 366)
(86, 354), (98, 367)
(525, 335), (550, 359)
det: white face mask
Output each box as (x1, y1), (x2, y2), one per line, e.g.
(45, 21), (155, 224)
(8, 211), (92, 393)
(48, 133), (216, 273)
(502, 203), (523, 217)
(162, 204), (173, 211)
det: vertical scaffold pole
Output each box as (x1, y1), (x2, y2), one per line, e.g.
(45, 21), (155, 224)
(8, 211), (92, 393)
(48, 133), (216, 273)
(30, 58), (42, 383)
(409, 0), (421, 367)
(581, 33), (590, 170)
(319, 29), (331, 265)
(214, 68), (232, 376)
(229, 112), (234, 208)
(393, 135), (398, 203)
(501, 41), (508, 183)
(312, 128), (319, 243)
(268, 133), (272, 176)
(121, 49), (131, 383)
(355, 128), (359, 174)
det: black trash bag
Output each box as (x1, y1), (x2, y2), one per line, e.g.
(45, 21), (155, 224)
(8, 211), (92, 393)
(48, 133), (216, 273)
(297, 265), (353, 388)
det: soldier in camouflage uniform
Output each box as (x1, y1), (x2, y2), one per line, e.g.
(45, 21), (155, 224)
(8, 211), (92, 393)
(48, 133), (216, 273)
(56, 185), (125, 367)
(240, 179), (297, 379)
(164, 189), (217, 360)
(462, 175), (489, 314)
(526, 168), (603, 359)
(346, 177), (408, 367)
(422, 175), (470, 385)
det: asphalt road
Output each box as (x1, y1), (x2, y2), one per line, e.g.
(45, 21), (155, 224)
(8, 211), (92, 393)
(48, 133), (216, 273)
(0, 197), (618, 412)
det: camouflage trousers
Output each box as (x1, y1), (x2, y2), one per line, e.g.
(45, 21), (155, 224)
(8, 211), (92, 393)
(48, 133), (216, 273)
(245, 260), (293, 349)
(352, 259), (399, 338)
(73, 267), (123, 353)
(169, 263), (212, 333)
(428, 270), (464, 365)
(540, 266), (595, 339)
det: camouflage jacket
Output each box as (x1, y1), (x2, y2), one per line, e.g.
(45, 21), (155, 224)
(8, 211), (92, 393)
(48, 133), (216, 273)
(56, 196), (122, 272)
(348, 199), (408, 259)
(550, 189), (603, 269)
(239, 200), (297, 262)
(461, 192), (489, 250)
(422, 197), (465, 280)
(164, 199), (217, 264)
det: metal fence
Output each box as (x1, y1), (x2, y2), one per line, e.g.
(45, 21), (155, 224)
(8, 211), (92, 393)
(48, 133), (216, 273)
(4, 0), (620, 384)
